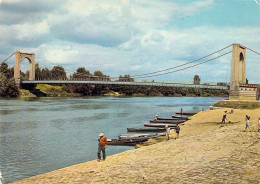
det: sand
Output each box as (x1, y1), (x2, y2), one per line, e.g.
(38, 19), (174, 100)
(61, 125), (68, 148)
(11, 108), (260, 184)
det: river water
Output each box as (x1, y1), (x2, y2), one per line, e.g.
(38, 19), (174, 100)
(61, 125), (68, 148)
(0, 96), (225, 183)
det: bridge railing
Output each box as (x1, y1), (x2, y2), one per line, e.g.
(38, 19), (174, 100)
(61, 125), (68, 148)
(21, 79), (229, 90)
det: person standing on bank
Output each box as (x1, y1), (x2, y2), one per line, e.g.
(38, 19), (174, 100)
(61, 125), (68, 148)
(175, 124), (180, 139)
(221, 112), (227, 123)
(97, 132), (108, 162)
(245, 115), (250, 131)
(165, 125), (171, 140)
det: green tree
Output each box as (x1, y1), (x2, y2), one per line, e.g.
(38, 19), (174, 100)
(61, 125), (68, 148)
(94, 70), (110, 81)
(51, 66), (67, 80)
(217, 82), (227, 86)
(35, 63), (42, 80)
(0, 62), (8, 74)
(0, 73), (19, 97)
(0, 62), (13, 78)
(119, 75), (134, 82)
(193, 74), (200, 85)
(94, 70), (104, 77)
(41, 68), (51, 80)
(72, 67), (91, 80)
(20, 70), (29, 80)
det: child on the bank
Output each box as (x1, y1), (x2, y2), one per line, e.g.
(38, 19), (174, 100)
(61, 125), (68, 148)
(175, 124), (180, 139)
(245, 115), (250, 131)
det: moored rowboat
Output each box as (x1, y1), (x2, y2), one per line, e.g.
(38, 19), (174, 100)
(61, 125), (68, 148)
(176, 112), (197, 116)
(127, 128), (167, 132)
(157, 117), (186, 121)
(171, 116), (190, 120)
(144, 123), (177, 128)
(107, 138), (145, 146)
(150, 119), (186, 124)
(119, 133), (165, 139)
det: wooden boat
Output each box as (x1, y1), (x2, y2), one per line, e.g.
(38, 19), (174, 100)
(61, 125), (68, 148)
(157, 117), (186, 121)
(108, 132), (165, 146)
(119, 133), (165, 139)
(107, 138), (145, 146)
(149, 119), (186, 124)
(171, 116), (190, 120)
(176, 112), (197, 116)
(127, 128), (166, 132)
(144, 123), (177, 128)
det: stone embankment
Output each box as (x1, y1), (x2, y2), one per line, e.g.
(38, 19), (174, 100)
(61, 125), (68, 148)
(11, 108), (260, 184)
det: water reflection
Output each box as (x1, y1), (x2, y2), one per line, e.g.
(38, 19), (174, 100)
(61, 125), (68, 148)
(0, 110), (19, 115)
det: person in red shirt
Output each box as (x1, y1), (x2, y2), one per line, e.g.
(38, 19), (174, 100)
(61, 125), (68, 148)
(97, 132), (108, 161)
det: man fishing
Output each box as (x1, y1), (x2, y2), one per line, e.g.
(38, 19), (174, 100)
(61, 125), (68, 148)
(97, 132), (108, 162)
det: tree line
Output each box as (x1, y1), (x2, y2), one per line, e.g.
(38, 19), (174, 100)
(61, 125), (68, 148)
(34, 64), (134, 82)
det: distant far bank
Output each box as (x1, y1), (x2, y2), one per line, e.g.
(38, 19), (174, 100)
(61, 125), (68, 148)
(19, 84), (229, 98)
(211, 100), (260, 109)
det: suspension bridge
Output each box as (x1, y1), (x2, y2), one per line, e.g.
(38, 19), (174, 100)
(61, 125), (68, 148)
(2, 43), (260, 99)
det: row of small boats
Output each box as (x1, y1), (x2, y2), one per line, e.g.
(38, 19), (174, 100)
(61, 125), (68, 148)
(107, 111), (196, 146)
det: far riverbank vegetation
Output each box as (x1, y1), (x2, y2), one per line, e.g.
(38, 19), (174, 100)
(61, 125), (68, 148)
(0, 62), (228, 98)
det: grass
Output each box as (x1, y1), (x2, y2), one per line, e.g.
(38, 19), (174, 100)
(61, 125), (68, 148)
(242, 105), (260, 110)
(213, 100), (260, 109)
(19, 89), (36, 98)
(36, 84), (80, 97)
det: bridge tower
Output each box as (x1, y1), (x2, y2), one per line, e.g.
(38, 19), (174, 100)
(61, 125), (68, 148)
(229, 44), (258, 100)
(14, 51), (35, 86)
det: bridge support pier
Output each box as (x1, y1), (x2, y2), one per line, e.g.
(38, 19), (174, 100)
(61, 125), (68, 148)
(229, 44), (258, 101)
(14, 51), (35, 87)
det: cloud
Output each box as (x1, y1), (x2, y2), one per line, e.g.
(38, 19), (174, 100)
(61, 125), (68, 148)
(0, 0), (216, 48)
(1, 0), (60, 13)
(0, 0), (259, 83)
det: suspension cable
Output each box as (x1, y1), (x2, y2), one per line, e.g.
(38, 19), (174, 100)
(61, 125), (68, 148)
(245, 46), (260, 56)
(130, 44), (232, 77)
(36, 45), (233, 80)
(36, 44), (233, 80)
(1, 52), (16, 63)
(133, 51), (232, 78)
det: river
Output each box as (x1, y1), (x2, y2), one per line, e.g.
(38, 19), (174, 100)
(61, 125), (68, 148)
(0, 96), (225, 183)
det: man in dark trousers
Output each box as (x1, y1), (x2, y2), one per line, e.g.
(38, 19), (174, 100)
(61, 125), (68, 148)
(97, 132), (108, 162)
(175, 124), (180, 139)
(221, 112), (227, 123)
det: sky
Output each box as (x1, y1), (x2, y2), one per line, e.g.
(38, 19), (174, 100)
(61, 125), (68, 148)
(0, 0), (259, 83)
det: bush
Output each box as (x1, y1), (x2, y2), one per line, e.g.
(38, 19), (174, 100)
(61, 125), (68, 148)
(0, 73), (19, 97)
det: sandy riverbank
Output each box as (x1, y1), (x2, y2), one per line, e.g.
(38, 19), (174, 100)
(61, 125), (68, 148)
(11, 108), (260, 184)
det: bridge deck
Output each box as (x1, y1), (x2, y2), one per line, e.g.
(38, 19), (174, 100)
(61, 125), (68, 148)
(21, 80), (229, 90)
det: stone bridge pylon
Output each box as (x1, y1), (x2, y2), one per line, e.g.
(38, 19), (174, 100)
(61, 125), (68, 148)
(14, 51), (35, 86)
(229, 44), (258, 101)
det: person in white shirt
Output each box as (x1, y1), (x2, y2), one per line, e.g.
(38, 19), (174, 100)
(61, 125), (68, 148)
(154, 115), (159, 120)
(165, 125), (171, 140)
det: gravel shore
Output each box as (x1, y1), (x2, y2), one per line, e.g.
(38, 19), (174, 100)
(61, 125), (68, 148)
(11, 108), (260, 184)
